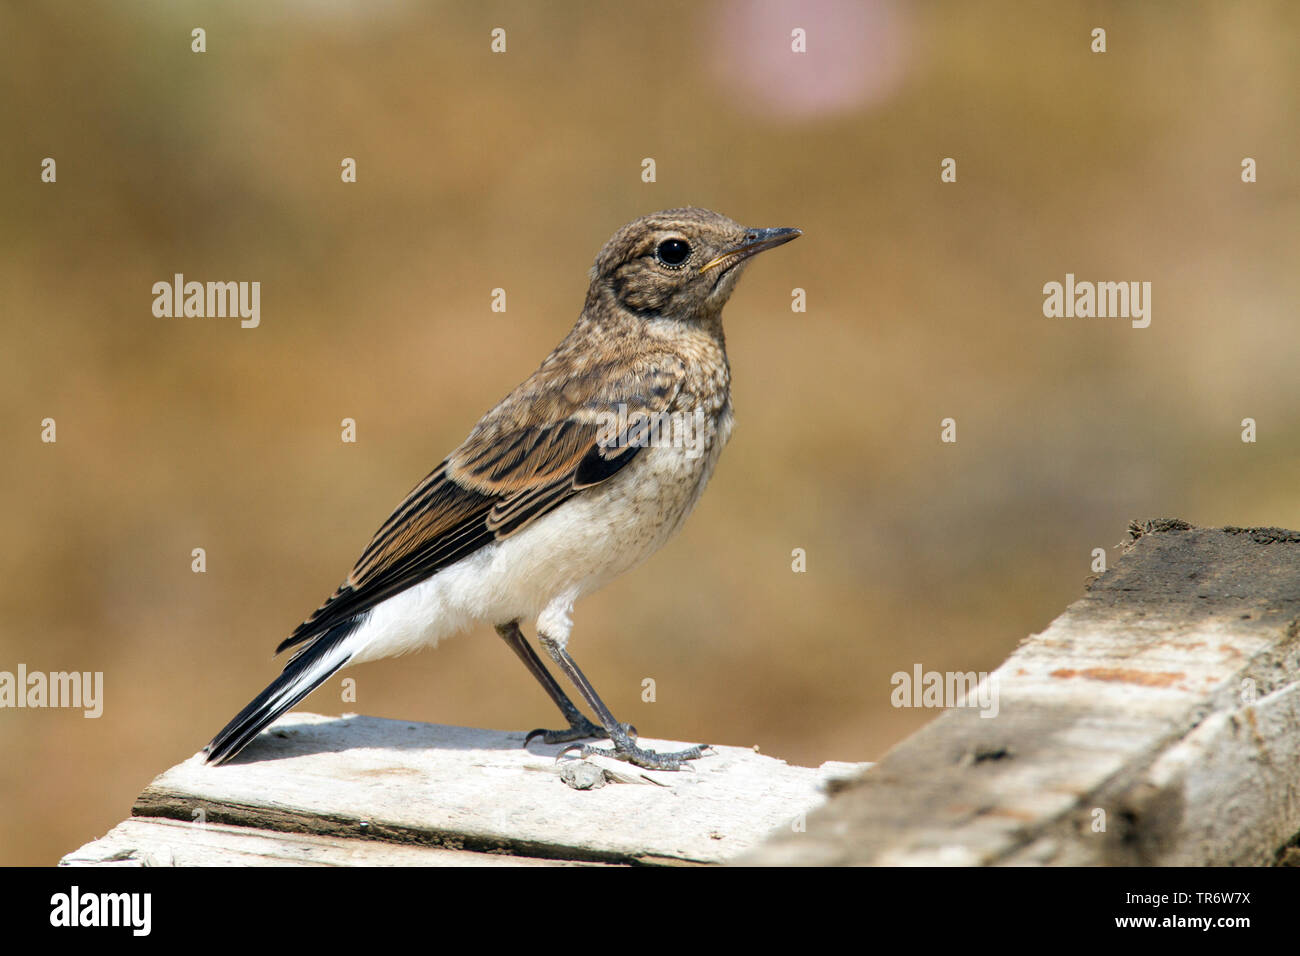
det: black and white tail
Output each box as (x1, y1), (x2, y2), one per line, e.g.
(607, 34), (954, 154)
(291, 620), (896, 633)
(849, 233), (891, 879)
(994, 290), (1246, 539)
(204, 618), (362, 765)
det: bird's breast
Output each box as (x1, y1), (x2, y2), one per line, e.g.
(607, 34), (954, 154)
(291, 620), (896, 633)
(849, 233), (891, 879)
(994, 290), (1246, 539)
(591, 397), (732, 565)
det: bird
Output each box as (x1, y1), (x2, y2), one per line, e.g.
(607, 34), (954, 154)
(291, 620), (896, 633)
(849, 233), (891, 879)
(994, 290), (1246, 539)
(204, 207), (800, 771)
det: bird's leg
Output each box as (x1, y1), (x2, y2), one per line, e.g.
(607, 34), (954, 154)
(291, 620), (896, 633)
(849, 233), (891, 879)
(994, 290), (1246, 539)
(537, 633), (708, 771)
(495, 622), (629, 745)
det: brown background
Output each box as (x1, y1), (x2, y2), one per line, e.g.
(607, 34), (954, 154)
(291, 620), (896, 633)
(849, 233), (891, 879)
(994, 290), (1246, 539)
(2, 1), (1298, 865)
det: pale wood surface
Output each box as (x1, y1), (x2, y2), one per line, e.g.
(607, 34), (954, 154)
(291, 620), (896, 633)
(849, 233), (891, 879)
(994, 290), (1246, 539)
(746, 521), (1300, 865)
(61, 817), (589, 867)
(62, 713), (866, 866)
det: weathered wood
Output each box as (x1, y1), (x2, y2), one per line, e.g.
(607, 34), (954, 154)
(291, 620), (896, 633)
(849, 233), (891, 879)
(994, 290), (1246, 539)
(63, 713), (865, 866)
(745, 521), (1300, 865)
(60, 817), (589, 867)
(67, 520), (1300, 867)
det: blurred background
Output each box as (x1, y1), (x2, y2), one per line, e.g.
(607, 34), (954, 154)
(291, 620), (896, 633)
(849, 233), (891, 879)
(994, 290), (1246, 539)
(2, 0), (1298, 864)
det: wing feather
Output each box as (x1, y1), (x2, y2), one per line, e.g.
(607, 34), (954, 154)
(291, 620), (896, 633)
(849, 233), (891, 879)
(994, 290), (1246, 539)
(275, 354), (686, 655)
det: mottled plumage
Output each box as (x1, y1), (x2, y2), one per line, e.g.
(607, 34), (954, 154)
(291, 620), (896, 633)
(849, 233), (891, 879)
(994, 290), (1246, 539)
(205, 207), (799, 770)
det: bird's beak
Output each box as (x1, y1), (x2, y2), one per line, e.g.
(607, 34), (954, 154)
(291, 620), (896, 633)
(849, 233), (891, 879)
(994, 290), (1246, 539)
(699, 227), (802, 274)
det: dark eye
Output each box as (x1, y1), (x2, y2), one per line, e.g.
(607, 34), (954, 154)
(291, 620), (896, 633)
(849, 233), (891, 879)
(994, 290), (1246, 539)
(655, 238), (691, 267)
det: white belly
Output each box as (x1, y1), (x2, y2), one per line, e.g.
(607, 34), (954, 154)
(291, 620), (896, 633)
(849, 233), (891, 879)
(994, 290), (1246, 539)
(345, 408), (732, 663)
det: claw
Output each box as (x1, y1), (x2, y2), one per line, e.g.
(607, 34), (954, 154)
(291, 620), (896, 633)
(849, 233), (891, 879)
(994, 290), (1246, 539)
(555, 742), (587, 762)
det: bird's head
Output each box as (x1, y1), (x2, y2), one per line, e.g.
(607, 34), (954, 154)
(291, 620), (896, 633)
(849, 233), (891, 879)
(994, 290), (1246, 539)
(588, 207), (800, 323)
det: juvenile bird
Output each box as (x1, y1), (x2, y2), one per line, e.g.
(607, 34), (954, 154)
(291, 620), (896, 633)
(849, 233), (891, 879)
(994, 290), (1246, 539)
(205, 207), (800, 770)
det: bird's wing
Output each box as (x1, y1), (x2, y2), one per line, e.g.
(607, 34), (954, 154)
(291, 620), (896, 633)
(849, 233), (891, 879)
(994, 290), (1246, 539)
(275, 354), (687, 655)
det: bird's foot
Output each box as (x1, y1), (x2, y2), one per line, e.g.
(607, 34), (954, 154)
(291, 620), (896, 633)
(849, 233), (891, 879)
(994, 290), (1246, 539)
(525, 717), (636, 746)
(565, 740), (711, 772)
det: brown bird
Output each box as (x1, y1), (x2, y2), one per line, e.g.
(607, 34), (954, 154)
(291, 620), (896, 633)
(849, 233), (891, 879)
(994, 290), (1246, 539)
(205, 207), (800, 770)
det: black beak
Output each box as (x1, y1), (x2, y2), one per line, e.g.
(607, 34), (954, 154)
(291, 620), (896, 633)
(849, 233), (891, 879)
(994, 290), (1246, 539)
(700, 227), (802, 273)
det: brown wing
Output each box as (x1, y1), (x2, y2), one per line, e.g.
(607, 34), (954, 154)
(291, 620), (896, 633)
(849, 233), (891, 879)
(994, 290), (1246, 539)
(276, 355), (686, 655)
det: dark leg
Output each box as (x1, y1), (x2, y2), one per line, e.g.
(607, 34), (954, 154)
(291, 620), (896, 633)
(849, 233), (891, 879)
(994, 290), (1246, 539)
(538, 632), (708, 771)
(494, 621), (625, 745)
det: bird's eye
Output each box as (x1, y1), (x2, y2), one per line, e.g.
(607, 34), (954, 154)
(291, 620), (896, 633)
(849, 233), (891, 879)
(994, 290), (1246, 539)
(655, 238), (691, 267)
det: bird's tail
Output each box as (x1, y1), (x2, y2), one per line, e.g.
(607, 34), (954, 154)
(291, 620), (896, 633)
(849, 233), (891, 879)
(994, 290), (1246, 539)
(204, 618), (361, 765)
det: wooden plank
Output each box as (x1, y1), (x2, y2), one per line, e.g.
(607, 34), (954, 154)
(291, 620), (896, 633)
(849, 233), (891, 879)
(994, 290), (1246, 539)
(78, 714), (864, 866)
(746, 521), (1300, 866)
(60, 817), (589, 867)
